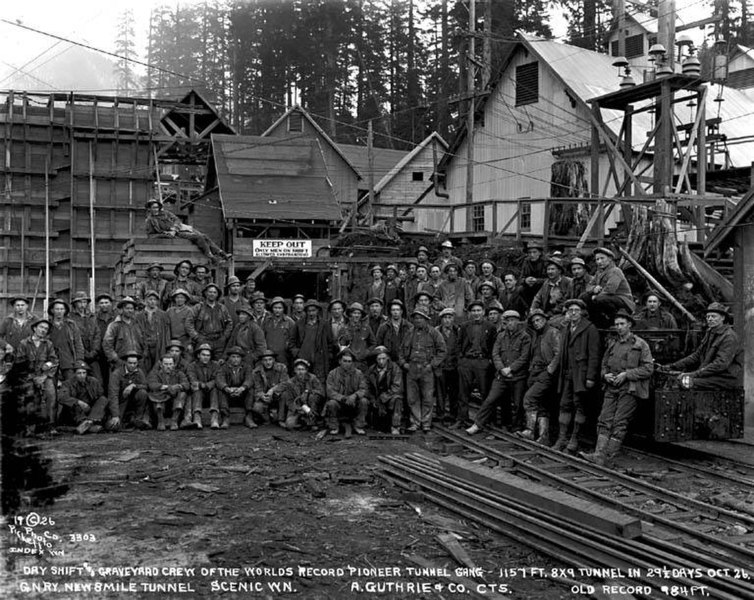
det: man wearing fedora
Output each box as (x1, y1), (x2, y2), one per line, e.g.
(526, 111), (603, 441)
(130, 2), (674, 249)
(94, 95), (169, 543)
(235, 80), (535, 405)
(325, 348), (369, 436)
(338, 302), (375, 373)
(48, 298), (85, 382)
(147, 353), (190, 431)
(467, 310), (531, 435)
(263, 297), (296, 368)
(456, 300), (497, 428)
(0, 296), (37, 353)
(135, 290), (171, 376)
(375, 299), (412, 363)
(186, 283), (233, 359)
(145, 198), (230, 263)
(399, 307), (446, 433)
(186, 343), (220, 429)
(250, 349), (290, 427)
(103, 297), (145, 372)
(221, 276), (250, 327)
(581, 310), (653, 466)
(15, 317), (59, 426)
(435, 240), (463, 275)
(437, 263), (473, 319)
(136, 262), (168, 307)
(435, 307), (461, 424)
(70, 291), (102, 381)
(518, 309), (561, 444)
(108, 350), (150, 429)
(290, 299), (335, 383)
(585, 247), (635, 328)
(59, 361), (114, 435)
(216, 346), (254, 429)
(662, 303), (742, 390)
(554, 298), (601, 453)
(531, 256), (573, 325)
(279, 358), (325, 430)
(225, 306), (267, 366)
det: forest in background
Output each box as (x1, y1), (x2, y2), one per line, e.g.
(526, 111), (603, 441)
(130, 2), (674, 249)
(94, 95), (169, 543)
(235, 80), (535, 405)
(112, 0), (752, 150)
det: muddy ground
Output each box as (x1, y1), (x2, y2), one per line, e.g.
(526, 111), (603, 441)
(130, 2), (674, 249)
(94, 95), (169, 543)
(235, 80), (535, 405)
(2, 423), (577, 600)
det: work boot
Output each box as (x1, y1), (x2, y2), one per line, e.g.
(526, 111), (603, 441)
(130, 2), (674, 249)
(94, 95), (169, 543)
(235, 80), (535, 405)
(603, 437), (624, 468)
(220, 415), (230, 429)
(76, 420), (93, 435)
(566, 419), (584, 454)
(391, 427), (401, 435)
(465, 423), (481, 435)
(552, 413), (572, 451)
(244, 413), (258, 429)
(535, 416), (550, 445)
(89, 424), (103, 434)
(354, 427), (366, 435)
(169, 417), (179, 431)
(156, 408), (166, 431)
(193, 412), (203, 430)
(180, 412), (194, 429)
(344, 423), (353, 439)
(580, 434), (610, 466)
(516, 411), (538, 440)
(210, 411), (220, 430)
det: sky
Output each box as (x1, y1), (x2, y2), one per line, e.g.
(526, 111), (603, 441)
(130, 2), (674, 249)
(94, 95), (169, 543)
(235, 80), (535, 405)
(0, 0), (712, 92)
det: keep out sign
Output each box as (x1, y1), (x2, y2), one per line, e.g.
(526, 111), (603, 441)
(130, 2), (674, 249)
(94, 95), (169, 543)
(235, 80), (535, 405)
(252, 239), (313, 258)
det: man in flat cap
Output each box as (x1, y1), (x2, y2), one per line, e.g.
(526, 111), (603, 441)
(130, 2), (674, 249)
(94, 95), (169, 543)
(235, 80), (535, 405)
(399, 307), (446, 432)
(60, 361), (115, 435)
(215, 346), (253, 429)
(290, 299), (336, 383)
(416, 245), (431, 269)
(186, 283), (233, 359)
(456, 300), (497, 428)
(325, 348), (369, 436)
(135, 290), (171, 375)
(364, 265), (387, 306)
(581, 310), (652, 466)
(136, 262), (168, 307)
(518, 309), (560, 444)
(585, 247), (635, 328)
(569, 256), (593, 302)
(554, 298), (601, 453)
(661, 303), (741, 390)
(48, 298), (85, 382)
(290, 294), (306, 323)
(467, 310), (531, 435)
(221, 276), (251, 327)
(185, 343), (220, 429)
(108, 351), (149, 429)
(250, 349), (290, 427)
(70, 291), (102, 382)
(145, 198), (230, 263)
(279, 358), (325, 430)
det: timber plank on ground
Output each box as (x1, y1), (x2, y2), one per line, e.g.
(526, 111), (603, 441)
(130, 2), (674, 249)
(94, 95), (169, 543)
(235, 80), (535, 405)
(439, 455), (643, 539)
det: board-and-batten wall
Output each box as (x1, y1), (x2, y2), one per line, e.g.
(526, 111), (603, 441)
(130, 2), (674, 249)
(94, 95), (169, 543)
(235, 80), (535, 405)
(443, 47), (621, 238)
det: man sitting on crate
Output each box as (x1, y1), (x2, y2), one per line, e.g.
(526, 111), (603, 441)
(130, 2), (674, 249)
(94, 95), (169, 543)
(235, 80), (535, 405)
(660, 303), (742, 390)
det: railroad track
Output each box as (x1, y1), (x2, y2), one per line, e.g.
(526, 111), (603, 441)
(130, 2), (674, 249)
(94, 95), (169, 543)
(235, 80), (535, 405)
(433, 425), (754, 567)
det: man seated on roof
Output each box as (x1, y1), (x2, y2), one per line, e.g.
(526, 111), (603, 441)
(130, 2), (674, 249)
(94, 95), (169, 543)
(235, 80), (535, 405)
(145, 198), (230, 264)
(661, 303), (742, 390)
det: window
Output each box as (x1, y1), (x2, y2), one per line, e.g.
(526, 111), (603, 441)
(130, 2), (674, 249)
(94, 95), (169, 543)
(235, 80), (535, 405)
(515, 62), (539, 106)
(611, 40), (620, 57)
(412, 171), (424, 182)
(625, 33), (644, 58)
(520, 201), (532, 232)
(472, 204), (485, 232)
(288, 112), (303, 132)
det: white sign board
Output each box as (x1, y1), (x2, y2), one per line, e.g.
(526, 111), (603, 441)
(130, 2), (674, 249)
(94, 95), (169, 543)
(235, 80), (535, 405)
(252, 239), (312, 258)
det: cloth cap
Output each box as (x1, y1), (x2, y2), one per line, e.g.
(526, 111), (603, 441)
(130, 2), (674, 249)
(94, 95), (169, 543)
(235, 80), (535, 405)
(613, 309), (635, 324)
(374, 345), (390, 356)
(147, 262), (164, 272)
(260, 349), (277, 359)
(593, 247), (615, 260)
(71, 291), (91, 304)
(144, 290), (160, 300)
(370, 264), (384, 274)
(226, 346), (245, 357)
(95, 293), (113, 303)
(293, 358), (310, 369)
(527, 308), (548, 322)
(570, 256), (586, 267)
(389, 299), (405, 310)
(328, 299), (345, 310)
(346, 302), (365, 315)
(171, 288), (190, 299)
(486, 301), (504, 315)
(237, 306), (254, 317)
(194, 343), (213, 356)
(120, 350), (142, 360)
(564, 298), (587, 311)
(225, 276), (241, 288)
(269, 296), (286, 309)
(417, 245), (429, 254)
(304, 299), (322, 311)
(438, 308), (456, 318)
(73, 360), (90, 372)
(117, 296), (137, 309)
(203, 283), (222, 297)
(411, 308), (431, 320)
(502, 309), (521, 320)
(174, 260), (193, 274)
(467, 300), (485, 311)
(9, 296), (30, 305)
(166, 339), (184, 350)
(367, 297), (384, 307)
(250, 291), (266, 303)
(145, 198), (162, 208)
(546, 256), (564, 270)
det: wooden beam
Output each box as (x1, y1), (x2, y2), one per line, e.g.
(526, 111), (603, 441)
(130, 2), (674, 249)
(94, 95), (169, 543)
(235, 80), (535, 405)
(436, 533), (477, 569)
(587, 107), (646, 195)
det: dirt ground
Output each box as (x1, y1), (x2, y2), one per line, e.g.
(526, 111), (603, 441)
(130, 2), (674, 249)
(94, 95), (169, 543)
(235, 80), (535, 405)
(2, 424), (576, 600)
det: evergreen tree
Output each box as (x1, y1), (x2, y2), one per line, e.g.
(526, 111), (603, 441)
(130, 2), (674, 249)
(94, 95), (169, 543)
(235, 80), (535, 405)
(115, 9), (138, 93)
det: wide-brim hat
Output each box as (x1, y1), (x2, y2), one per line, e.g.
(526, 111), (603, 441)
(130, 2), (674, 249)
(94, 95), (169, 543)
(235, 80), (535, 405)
(413, 291), (432, 303)
(203, 283), (222, 298)
(385, 264), (398, 273)
(226, 346), (245, 357)
(502, 309), (521, 320)
(328, 299), (345, 311)
(293, 358), (311, 370)
(193, 343), (213, 356)
(304, 299), (322, 311)
(166, 339), (184, 351)
(144, 290), (161, 301)
(370, 264), (384, 274)
(48, 298), (70, 316)
(237, 306), (255, 318)
(73, 360), (90, 372)
(564, 298), (587, 311)
(225, 275), (241, 288)
(486, 302), (504, 315)
(171, 288), (190, 299)
(8, 296), (30, 305)
(478, 281), (495, 291)
(120, 350), (142, 360)
(260, 349), (277, 359)
(593, 247), (615, 260)
(145, 198), (162, 209)
(468, 300), (485, 311)
(438, 308), (456, 319)
(269, 296), (287, 310)
(95, 293), (113, 303)
(250, 291), (267, 304)
(147, 262), (164, 272)
(31, 317), (52, 330)
(442, 262), (460, 273)
(479, 260), (496, 272)
(440, 240), (453, 249)
(527, 308), (548, 322)
(347, 302), (365, 315)
(613, 309), (635, 324)
(71, 291), (91, 304)
(546, 256), (564, 270)
(411, 308), (431, 320)
(174, 260), (194, 274)
(366, 297), (384, 307)
(705, 302), (730, 318)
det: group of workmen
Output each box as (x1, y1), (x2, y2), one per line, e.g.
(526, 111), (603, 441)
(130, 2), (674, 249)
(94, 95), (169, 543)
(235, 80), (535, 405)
(0, 240), (742, 466)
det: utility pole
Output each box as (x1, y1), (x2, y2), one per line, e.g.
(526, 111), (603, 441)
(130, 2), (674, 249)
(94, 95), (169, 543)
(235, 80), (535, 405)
(367, 120), (375, 226)
(654, 0), (676, 194)
(465, 0), (476, 232)
(613, 0), (626, 57)
(483, 0), (492, 87)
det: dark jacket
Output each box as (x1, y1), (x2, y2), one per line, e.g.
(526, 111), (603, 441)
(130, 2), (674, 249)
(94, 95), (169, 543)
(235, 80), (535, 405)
(634, 308), (678, 330)
(186, 360), (220, 391)
(558, 318), (601, 394)
(531, 277), (574, 316)
(251, 363), (289, 401)
(290, 317), (336, 380)
(15, 336), (58, 376)
(147, 366), (189, 403)
(103, 316), (145, 363)
(587, 265), (635, 312)
(70, 312), (101, 362)
(375, 319), (413, 362)
(48, 319), (85, 370)
(225, 321), (267, 364)
(398, 326), (447, 370)
(108, 364), (147, 403)
(492, 324), (531, 381)
(668, 324), (742, 383)
(215, 363), (254, 392)
(457, 319), (497, 360)
(366, 360), (403, 403)
(435, 323), (461, 370)
(529, 323), (561, 375)
(601, 333), (654, 399)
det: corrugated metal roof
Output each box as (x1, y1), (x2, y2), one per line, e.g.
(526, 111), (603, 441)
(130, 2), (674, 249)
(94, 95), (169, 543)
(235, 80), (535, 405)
(210, 134), (341, 222)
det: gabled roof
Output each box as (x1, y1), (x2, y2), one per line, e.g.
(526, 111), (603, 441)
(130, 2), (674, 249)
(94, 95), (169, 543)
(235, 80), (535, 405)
(162, 88), (236, 136)
(262, 105), (361, 179)
(704, 186), (754, 255)
(339, 143), (409, 184)
(209, 134), (341, 222)
(375, 132), (448, 193)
